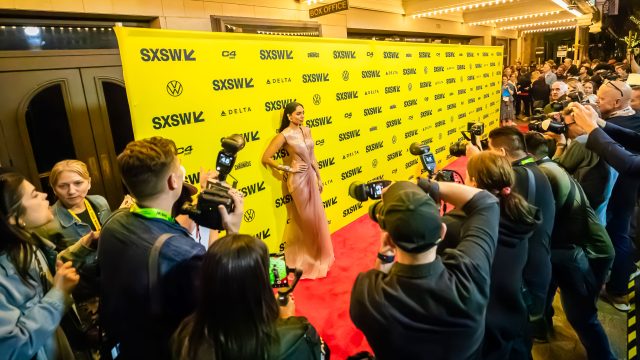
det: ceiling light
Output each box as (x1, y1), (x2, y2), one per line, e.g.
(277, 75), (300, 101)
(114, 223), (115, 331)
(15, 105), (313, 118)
(468, 10), (562, 26)
(551, 0), (583, 17)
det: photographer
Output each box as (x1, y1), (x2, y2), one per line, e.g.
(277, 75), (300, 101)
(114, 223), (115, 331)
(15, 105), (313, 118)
(98, 137), (244, 359)
(350, 181), (499, 359)
(171, 234), (326, 360)
(524, 133), (615, 359)
(439, 152), (540, 359)
(544, 81), (568, 114)
(484, 127), (555, 342)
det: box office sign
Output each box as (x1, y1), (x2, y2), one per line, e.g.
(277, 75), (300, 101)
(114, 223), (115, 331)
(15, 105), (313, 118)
(309, 0), (349, 19)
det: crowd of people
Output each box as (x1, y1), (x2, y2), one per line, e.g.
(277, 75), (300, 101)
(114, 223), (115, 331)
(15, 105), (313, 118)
(1, 53), (640, 360)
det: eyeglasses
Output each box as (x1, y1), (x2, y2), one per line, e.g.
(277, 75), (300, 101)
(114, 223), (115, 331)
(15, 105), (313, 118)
(604, 80), (624, 98)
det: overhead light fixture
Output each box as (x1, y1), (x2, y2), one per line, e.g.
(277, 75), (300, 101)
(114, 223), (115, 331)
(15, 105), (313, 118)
(551, 0), (582, 17)
(499, 18), (576, 30)
(412, 0), (514, 19)
(468, 10), (562, 26)
(522, 25), (575, 33)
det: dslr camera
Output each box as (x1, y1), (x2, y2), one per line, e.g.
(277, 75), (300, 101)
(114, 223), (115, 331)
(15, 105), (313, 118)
(528, 118), (567, 134)
(449, 122), (488, 157)
(179, 134), (245, 230)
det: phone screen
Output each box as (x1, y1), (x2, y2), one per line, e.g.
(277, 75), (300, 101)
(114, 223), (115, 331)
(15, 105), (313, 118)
(269, 254), (289, 288)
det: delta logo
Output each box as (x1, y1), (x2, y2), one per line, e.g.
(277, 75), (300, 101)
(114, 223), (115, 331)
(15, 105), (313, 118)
(220, 107), (251, 117)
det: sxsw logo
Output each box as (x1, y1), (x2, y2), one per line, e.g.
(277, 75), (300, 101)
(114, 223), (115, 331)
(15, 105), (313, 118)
(152, 111), (204, 129)
(272, 149), (289, 160)
(333, 50), (356, 59)
(242, 131), (260, 142)
(302, 73), (329, 83)
(361, 70), (381, 79)
(255, 228), (271, 240)
(275, 194), (293, 209)
(306, 116), (333, 128)
(338, 129), (361, 142)
(318, 157), (336, 169)
(383, 51), (399, 59)
(323, 196), (338, 209)
(341, 166), (363, 180)
(365, 141), (384, 153)
(343, 202), (363, 217)
(259, 49), (293, 60)
(265, 98), (296, 112)
(212, 78), (254, 91)
(240, 181), (266, 197)
(140, 48), (196, 62)
(336, 91), (359, 101)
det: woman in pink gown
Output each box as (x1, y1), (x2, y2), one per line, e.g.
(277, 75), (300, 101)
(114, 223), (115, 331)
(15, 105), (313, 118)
(262, 101), (334, 279)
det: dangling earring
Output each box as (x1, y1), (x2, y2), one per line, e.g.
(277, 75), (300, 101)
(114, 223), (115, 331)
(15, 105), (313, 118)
(17, 218), (26, 228)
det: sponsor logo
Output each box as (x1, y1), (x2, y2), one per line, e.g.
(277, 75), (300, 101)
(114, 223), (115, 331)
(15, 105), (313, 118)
(447, 103), (457, 110)
(243, 209), (256, 222)
(420, 109), (433, 118)
(221, 50), (236, 59)
(419, 52), (431, 58)
(392, 135), (397, 144)
(341, 166), (363, 180)
(435, 145), (446, 154)
(446, 51), (455, 57)
(404, 99), (417, 107)
(447, 128), (457, 135)
(152, 111), (204, 129)
(458, 113), (467, 119)
(259, 49), (293, 60)
(306, 116), (333, 128)
(265, 98), (296, 112)
(387, 150), (402, 161)
(344, 112), (352, 119)
(364, 106), (382, 116)
(386, 118), (401, 128)
(405, 158), (419, 169)
(434, 66), (444, 72)
(364, 89), (379, 95)
(316, 139), (325, 146)
(272, 149), (289, 160)
(420, 81), (432, 88)
(275, 194), (293, 208)
(313, 94), (321, 105)
(242, 131), (260, 142)
(389, 104), (397, 110)
(342, 150), (359, 160)
(372, 159), (378, 168)
(140, 48), (196, 62)
(366, 51), (374, 58)
(457, 64), (465, 70)
(435, 120), (446, 127)
(458, 89), (467, 95)
(318, 157), (336, 169)
(343, 202), (363, 217)
(212, 77), (254, 91)
(383, 51), (399, 59)
(361, 70), (381, 78)
(370, 126), (378, 132)
(424, 66), (429, 74)
(266, 77), (292, 85)
(166, 80), (183, 97)
(338, 129), (361, 142)
(255, 228), (271, 240)
(446, 78), (456, 84)
(404, 129), (418, 139)
(302, 73), (329, 83)
(406, 53), (412, 58)
(342, 70), (350, 81)
(403, 68), (417, 75)
(323, 196), (338, 209)
(408, 83), (413, 91)
(221, 107), (251, 117)
(369, 174), (384, 182)
(333, 50), (356, 59)
(307, 52), (320, 58)
(434, 93), (445, 100)
(234, 161), (251, 170)
(336, 91), (359, 101)
(185, 172), (200, 185)
(422, 138), (433, 145)
(365, 141), (384, 153)
(240, 181), (266, 197)
(385, 86), (400, 94)
(176, 145), (193, 155)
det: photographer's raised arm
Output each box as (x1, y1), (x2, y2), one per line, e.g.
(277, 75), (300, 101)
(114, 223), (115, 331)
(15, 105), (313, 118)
(261, 133), (287, 171)
(217, 189), (244, 235)
(436, 181), (484, 208)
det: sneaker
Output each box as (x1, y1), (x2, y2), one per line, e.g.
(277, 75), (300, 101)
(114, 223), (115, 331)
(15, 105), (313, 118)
(600, 290), (630, 312)
(631, 266), (640, 281)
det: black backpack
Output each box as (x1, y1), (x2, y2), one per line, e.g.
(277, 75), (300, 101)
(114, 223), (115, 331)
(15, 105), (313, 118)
(277, 316), (329, 360)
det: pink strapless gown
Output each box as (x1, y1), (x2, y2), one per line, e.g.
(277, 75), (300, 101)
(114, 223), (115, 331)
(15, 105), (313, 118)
(281, 126), (334, 279)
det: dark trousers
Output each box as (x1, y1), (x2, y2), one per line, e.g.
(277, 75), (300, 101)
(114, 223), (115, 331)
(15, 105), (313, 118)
(516, 94), (532, 117)
(606, 206), (636, 296)
(545, 249), (615, 360)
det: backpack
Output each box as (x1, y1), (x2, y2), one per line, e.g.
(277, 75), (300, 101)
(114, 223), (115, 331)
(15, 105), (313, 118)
(277, 316), (329, 360)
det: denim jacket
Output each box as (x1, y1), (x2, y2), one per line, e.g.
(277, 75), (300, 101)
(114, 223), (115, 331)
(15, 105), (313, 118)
(0, 240), (88, 359)
(36, 195), (111, 250)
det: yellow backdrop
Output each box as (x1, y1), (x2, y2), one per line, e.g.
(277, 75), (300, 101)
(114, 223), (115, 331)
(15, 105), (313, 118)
(115, 27), (502, 251)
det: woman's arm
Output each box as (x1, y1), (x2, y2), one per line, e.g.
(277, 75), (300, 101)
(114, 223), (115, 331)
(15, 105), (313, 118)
(261, 133), (287, 171)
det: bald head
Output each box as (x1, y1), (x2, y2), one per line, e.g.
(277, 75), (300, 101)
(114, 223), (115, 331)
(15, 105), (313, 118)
(597, 80), (632, 118)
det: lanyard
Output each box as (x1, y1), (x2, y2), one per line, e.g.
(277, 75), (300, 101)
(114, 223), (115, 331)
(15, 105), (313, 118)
(130, 203), (175, 223)
(515, 156), (536, 166)
(68, 199), (102, 231)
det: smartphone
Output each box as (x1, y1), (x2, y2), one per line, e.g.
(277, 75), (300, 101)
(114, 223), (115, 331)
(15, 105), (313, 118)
(269, 253), (289, 288)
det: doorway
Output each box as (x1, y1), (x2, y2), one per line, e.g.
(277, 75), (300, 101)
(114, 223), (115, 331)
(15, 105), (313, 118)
(0, 50), (132, 208)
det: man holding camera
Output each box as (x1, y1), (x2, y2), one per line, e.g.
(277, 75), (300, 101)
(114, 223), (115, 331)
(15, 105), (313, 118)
(543, 81), (568, 114)
(98, 137), (244, 359)
(350, 180), (499, 359)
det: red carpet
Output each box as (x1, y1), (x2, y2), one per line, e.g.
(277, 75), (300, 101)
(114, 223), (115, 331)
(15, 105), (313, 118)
(294, 157), (469, 359)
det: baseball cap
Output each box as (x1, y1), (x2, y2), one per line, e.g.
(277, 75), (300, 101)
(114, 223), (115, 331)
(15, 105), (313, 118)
(372, 181), (442, 253)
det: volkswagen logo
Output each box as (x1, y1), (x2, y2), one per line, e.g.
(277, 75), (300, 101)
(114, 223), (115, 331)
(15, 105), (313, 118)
(313, 94), (321, 105)
(423, 66), (429, 74)
(342, 70), (349, 81)
(408, 83), (413, 91)
(243, 209), (256, 222)
(166, 80), (183, 97)
(392, 135), (397, 144)
(372, 159), (378, 168)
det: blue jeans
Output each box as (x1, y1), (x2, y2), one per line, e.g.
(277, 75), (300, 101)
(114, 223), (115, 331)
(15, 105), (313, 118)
(546, 249), (615, 360)
(605, 213), (635, 296)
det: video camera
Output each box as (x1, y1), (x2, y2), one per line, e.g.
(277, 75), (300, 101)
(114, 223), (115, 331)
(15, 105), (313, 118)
(449, 122), (488, 157)
(178, 134), (245, 230)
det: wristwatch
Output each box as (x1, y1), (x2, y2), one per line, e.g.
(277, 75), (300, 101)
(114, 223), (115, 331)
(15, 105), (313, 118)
(377, 253), (395, 264)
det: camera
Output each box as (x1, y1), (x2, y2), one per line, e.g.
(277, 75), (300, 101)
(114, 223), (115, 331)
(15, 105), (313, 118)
(449, 122), (487, 157)
(179, 182), (234, 230)
(349, 180), (393, 201)
(216, 134), (245, 182)
(409, 142), (437, 175)
(524, 108), (547, 122)
(269, 253), (303, 306)
(528, 118), (567, 134)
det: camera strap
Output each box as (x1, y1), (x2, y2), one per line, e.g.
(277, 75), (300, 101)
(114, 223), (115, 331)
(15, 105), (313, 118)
(129, 203), (175, 223)
(149, 233), (175, 317)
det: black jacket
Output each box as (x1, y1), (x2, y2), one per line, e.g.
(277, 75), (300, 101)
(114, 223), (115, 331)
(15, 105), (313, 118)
(531, 78), (550, 105)
(350, 192), (499, 360)
(587, 121), (640, 176)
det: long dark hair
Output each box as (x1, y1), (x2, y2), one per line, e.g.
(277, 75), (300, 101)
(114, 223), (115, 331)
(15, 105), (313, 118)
(278, 101), (304, 133)
(467, 152), (537, 225)
(186, 234), (279, 360)
(0, 172), (38, 286)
